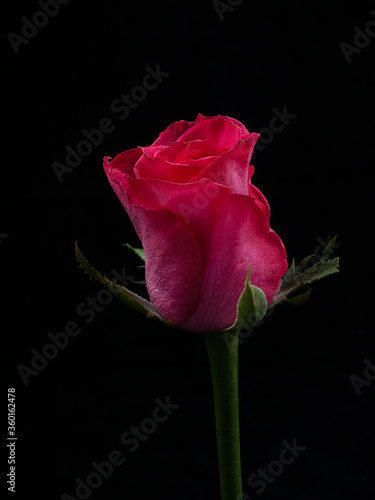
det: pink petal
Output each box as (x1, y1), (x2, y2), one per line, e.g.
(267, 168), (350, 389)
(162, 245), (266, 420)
(103, 159), (203, 326)
(195, 113), (251, 140)
(138, 207), (203, 325)
(152, 119), (196, 146)
(182, 194), (288, 332)
(133, 139), (229, 182)
(189, 135), (259, 195)
(103, 148), (142, 177)
(223, 116), (252, 140)
(133, 154), (203, 183)
(140, 145), (167, 157)
(248, 181), (271, 219)
(177, 116), (242, 149)
(174, 139), (227, 161)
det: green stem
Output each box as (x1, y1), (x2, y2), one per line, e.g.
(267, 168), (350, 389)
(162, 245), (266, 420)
(204, 330), (242, 500)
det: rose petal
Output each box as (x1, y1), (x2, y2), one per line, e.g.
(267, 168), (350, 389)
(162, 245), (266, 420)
(159, 140), (226, 167)
(141, 145), (167, 157)
(152, 119), (196, 146)
(104, 148), (143, 178)
(134, 154), (204, 183)
(181, 194), (288, 332)
(177, 116), (242, 149)
(103, 159), (203, 325)
(248, 181), (271, 219)
(174, 139), (227, 161)
(133, 139), (229, 182)
(189, 135), (259, 195)
(223, 116), (252, 140)
(140, 208), (203, 325)
(195, 113), (251, 140)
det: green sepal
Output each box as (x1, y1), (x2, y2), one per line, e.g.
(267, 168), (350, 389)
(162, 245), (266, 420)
(285, 288), (312, 305)
(272, 235), (339, 307)
(225, 264), (267, 333)
(294, 254), (315, 277)
(123, 243), (146, 283)
(321, 234), (338, 262)
(281, 258), (295, 285)
(127, 278), (147, 285)
(75, 242), (165, 322)
(124, 243), (145, 262)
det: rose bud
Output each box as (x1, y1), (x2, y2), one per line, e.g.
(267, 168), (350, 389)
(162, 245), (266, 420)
(104, 114), (287, 332)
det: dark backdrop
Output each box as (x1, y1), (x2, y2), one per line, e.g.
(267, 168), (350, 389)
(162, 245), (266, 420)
(3, 1), (374, 499)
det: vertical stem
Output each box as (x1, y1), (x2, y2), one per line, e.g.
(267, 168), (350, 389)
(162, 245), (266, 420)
(204, 330), (242, 500)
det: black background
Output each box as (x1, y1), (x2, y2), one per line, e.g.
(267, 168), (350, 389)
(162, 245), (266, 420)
(3, 0), (374, 499)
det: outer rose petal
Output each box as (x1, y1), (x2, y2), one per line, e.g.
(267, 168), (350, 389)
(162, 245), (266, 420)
(121, 177), (231, 265)
(104, 158), (203, 325)
(104, 148), (142, 177)
(137, 208), (203, 325)
(223, 116), (252, 140)
(248, 181), (271, 219)
(181, 194), (287, 332)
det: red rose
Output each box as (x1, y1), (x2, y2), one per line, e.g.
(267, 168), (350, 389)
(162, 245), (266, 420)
(104, 114), (287, 332)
